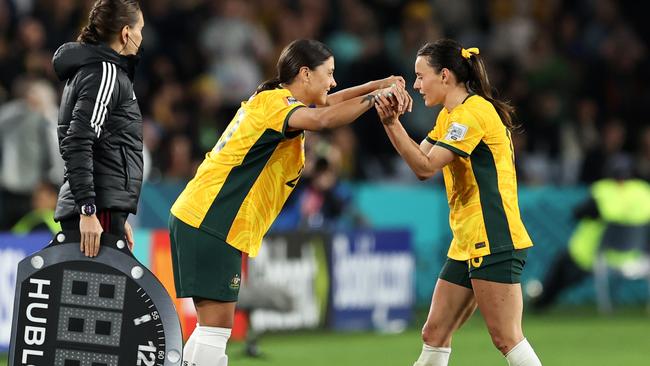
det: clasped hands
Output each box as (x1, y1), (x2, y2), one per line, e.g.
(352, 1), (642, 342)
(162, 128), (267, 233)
(373, 75), (413, 126)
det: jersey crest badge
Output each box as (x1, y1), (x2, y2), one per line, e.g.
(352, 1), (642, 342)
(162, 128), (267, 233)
(285, 96), (299, 106)
(229, 274), (241, 290)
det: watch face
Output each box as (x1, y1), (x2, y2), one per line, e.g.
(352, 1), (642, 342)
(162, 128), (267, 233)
(81, 204), (95, 216)
(8, 233), (182, 366)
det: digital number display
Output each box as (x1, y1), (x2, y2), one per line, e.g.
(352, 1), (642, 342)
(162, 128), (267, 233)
(60, 270), (126, 310)
(57, 307), (123, 346)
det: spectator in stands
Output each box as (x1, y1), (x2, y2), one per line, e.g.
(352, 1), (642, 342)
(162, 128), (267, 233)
(634, 125), (650, 181)
(12, 181), (61, 235)
(387, 1), (443, 139)
(580, 118), (631, 184)
(559, 98), (600, 185)
(163, 134), (196, 182)
(299, 155), (354, 229)
(199, 0), (273, 117)
(0, 78), (62, 230)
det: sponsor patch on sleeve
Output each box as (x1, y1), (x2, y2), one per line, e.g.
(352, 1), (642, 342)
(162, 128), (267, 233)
(285, 96), (299, 106)
(444, 122), (468, 141)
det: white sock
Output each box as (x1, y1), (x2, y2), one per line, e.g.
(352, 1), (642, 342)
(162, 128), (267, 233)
(505, 339), (542, 366)
(413, 344), (451, 366)
(182, 326), (198, 366)
(187, 326), (231, 366)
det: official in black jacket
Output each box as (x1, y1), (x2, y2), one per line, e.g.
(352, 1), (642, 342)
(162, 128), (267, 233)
(53, 0), (144, 257)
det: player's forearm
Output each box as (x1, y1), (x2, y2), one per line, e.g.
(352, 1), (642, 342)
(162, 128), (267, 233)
(383, 121), (437, 179)
(317, 94), (376, 129)
(326, 80), (381, 106)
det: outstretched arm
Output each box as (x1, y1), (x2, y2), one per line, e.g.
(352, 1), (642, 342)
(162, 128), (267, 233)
(326, 76), (411, 111)
(288, 84), (410, 131)
(374, 94), (455, 180)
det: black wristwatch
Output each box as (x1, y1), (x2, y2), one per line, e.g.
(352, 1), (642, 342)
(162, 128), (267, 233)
(80, 203), (97, 216)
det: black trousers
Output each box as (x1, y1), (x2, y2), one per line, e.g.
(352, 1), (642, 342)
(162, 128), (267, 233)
(59, 210), (129, 238)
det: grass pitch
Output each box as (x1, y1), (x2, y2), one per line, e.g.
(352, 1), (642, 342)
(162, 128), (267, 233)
(2, 308), (648, 366)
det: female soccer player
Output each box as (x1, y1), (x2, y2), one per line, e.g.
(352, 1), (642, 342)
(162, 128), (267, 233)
(374, 39), (542, 366)
(169, 39), (409, 366)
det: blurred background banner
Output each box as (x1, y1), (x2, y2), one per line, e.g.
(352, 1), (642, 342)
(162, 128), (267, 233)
(329, 230), (414, 332)
(248, 231), (331, 332)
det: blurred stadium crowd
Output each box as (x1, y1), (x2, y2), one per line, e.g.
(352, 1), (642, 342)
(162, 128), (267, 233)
(0, 0), (648, 231)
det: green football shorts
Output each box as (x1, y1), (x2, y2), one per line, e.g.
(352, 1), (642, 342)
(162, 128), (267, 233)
(169, 214), (242, 302)
(439, 249), (528, 289)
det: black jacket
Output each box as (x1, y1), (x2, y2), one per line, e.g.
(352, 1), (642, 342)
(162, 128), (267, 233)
(53, 42), (143, 220)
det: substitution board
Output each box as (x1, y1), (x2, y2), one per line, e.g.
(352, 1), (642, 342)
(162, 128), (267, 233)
(8, 231), (182, 366)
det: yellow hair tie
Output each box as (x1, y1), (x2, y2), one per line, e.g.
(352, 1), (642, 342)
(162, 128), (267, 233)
(461, 47), (480, 59)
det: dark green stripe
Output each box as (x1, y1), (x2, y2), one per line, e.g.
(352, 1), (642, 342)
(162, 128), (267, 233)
(282, 105), (306, 138)
(470, 141), (514, 251)
(202, 129), (283, 237)
(436, 141), (469, 158)
(426, 136), (437, 144)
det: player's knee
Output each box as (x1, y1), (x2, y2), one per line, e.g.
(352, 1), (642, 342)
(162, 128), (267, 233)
(491, 336), (511, 354)
(421, 321), (453, 346)
(486, 327), (520, 354)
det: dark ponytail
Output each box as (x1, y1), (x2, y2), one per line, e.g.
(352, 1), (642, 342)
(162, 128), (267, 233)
(466, 52), (517, 131)
(256, 77), (282, 94)
(78, 0), (141, 45)
(417, 39), (518, 131)
(256, 39), (333, 94)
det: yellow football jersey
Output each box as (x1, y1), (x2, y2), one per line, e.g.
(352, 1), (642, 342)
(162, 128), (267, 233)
(171, 88), (306, 257)
(427, 94), (532, 261)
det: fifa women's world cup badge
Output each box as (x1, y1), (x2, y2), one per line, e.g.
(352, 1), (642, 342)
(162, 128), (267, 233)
(445, 122), (468, 141)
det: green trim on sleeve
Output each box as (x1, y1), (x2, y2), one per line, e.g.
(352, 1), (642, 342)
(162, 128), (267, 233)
(425, 136), (437, 145)
(436, 141), (470, 158)
(281, 105), (306, 137)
